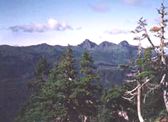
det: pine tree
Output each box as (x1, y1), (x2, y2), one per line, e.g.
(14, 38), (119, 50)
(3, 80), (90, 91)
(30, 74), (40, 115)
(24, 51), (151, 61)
(102, 85), (137, 122)
(124, 3), (168, 121)
(35, 56), (49, 81)
(47, 46), (80, 122)
(16, 46), (80, 122)
(28, 56), (49, 92)
(75, 51), (102, 122)
(49, 46), (77, 81)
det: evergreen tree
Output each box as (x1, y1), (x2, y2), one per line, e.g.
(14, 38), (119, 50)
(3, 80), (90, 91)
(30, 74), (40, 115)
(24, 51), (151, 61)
(16, 46), (80, 122)
(35, 56), (49, 81)
(46, 46), (80, 122)
(75, 51), (102, 122)
(101, 85), (138, 122)
(28, 56), (49, 92)
(49, 46), (77, 81)
(126, 3), (168, 120)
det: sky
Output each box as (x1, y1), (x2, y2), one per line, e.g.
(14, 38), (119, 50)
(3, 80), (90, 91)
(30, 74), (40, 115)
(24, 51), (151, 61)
(0, 0), (167, 47)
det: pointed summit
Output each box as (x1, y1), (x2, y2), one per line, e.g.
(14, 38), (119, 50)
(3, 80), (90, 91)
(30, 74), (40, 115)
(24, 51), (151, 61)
(119, 40), (129, 47)
(78, 39), (97, 49)
(99, 41), (116, 48)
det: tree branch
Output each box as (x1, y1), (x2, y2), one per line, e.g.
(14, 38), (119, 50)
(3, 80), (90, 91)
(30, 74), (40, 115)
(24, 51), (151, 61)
(125, 84), (139, 95)
(160, 74), (166, 84)
(122, 95), (136, 102)
(139, 78), (151, 89)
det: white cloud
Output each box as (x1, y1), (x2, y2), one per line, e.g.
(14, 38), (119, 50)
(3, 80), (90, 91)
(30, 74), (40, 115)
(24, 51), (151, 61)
(9, 18), (74, 33)
(48, 18), (58, 29)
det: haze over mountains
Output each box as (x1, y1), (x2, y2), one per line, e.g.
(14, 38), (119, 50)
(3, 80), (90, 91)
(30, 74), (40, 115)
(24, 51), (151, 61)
(0, 39), (138, 122)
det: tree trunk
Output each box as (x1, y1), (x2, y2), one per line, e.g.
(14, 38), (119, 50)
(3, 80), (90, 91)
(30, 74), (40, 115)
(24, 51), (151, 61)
(163, 90), (168, 112)
(137, 85), (145, 122)
(83, 115), (88, 122)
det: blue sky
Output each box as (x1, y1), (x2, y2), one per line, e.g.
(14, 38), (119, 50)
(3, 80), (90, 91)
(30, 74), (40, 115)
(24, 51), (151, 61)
(0, 0), (167, 46)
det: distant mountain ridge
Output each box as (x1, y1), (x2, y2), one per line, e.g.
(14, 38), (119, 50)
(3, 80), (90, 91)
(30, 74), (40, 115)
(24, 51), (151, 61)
(99, 41), (116, 48)
(78, 39), (97, 49)
(78, 39), (131, 49)
(0, 39), (138, 122)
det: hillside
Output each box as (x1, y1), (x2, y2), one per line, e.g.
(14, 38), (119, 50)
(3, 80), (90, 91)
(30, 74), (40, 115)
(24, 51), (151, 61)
(0, 39), (138, 122)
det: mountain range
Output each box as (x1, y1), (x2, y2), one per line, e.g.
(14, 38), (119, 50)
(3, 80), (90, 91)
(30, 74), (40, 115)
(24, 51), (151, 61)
(0, 39), (138, 122)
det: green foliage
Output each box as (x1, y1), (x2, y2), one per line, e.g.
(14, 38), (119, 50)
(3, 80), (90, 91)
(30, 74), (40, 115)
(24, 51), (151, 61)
(80, 51), (95, 75)
(77, 51), (102, 119)
(16, 46), (79, 122)
(101, 86), (138, 122)
(35, 56), (49, 80)
(15, 44), (168, 122)
(16, 48), (103, 122)
(45, 46), (80, 122)
(28, 56), (49, 92)
(143, 88), (165, 121)
(136, 48), (156, 80)
(15, 81), (67, 122)
(137, 71), (154, 79)
(0, 41), (139, 122)
(49, 46), (77, 82)
(136, 57), (144, 68)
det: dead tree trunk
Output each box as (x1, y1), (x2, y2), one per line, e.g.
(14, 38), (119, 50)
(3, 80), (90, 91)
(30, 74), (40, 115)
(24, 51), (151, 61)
(159, 74), (168, 113)
(163, 90), (168, 112)
(137, 84), (145, 122)
(123, 79), (150, 122)
(159, 3), (168, 112)
(83, 115), (88, 122)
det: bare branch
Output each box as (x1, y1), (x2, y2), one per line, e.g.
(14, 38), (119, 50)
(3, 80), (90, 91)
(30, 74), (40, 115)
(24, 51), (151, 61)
(144, 29), (156, 49)
(133, 17), (156, 49)
(160, 74), (166, 84)
(143, 84), (160, 103)
(139, 78), (151, 89)
(125, 84), (139, 95)
(122, 95), (136, 102)
(143, 74), (166, 103)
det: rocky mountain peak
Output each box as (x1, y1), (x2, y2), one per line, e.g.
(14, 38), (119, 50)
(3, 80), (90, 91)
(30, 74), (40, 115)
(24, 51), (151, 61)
(78, 39), (97, 49)
(119, 40), (129, 47)
(99, 41), (116, 48)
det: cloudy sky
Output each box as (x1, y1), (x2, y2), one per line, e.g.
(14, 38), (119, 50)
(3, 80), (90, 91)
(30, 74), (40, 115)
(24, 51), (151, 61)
(0, 0), (167, 46)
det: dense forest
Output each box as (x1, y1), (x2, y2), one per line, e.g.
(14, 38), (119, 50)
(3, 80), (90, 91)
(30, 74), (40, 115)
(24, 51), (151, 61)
(1, 2), (168, 122)
(0, 39), (138, 122)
